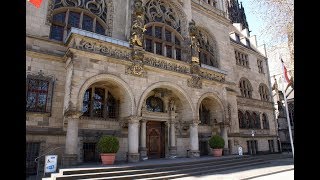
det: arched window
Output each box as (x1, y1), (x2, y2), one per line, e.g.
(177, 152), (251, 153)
(82, 87), (118, 119)
(146, 96), (164, 112)
(239, 78), (253, 98)
(259, 83), (270, 101)
(244, 111), (250, 129)
(238, 110), (245, 129)
(253, 112), (261, 129)
(262, 113), (269, 129)
(144, 24), (182, 60)
(49, 0), (112, 41)
(197, 30), (218, 68)
(199, 104), (210, 125)
(144, 0), (184, 60)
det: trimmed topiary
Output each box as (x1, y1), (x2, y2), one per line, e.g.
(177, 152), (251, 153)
(208, 135), (225, 149)
(97, 135), (120, 154)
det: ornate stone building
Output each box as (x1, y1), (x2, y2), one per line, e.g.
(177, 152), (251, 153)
(26, 0), (278, 175)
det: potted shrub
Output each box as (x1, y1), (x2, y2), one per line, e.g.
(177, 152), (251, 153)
(97, 135), (120, 165)
(208, 135), (225, 157)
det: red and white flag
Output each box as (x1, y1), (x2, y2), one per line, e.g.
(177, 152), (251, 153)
(28, 0), (43, 8)
(281, 59), (291, 84)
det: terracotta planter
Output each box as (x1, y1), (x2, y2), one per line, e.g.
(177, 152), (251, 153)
(212, 148), (223, 157)
(100, 153), (116, 165)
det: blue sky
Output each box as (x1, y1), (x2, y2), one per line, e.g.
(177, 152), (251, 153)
(239, 0), (264, 46)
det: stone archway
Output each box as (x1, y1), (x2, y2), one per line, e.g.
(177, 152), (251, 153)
(137, 81), (196, 158)
(197, 92), (226, 155)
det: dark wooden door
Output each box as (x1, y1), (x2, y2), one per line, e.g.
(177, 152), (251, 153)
(147, 121), (165, 159)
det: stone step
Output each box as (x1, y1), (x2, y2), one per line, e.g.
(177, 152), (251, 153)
(87, 160), (268, 180)
(59, 155), (252, 176)
(54, 157), (265, 179)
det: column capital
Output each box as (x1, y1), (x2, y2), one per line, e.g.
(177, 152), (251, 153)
(190, 120), (201, 127)
(141, 119), (148, 123)
(128, 116), (142, 124)
(64, 109), (83, 119)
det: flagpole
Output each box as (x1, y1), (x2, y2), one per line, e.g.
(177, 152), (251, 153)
(280, 60), (294, 158)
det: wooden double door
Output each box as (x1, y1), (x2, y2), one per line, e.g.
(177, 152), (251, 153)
(146, 121), (165, 159)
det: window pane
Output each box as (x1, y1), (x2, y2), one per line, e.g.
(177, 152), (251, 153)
(50, 25), (64, 41)
(37, 94), (47, 111)
(95, 22), (105, 35)
(107, 92), (116, 118)
(165, 29), (171, 42)
(93, 88), (105, 117)
(38, 80), (49, 91)
(26, 92), (36, 110)
(166, 45), (172, 58)
(68, 12), (80, 28)
(53, 12), (65, 24)
(82, 88), (91, 116)
(145, 39), (153, 52)
(155, 42), (162, 55)
(155, 26), (162, 39)
(82, 15), (93, 32)
(145, 26), (152, 36)
(176, 48), (181, 60)
(175, 36), (180, 45)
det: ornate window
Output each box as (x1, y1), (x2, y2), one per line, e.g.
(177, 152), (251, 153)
(197, 30), (218, 68)
(257, 59), (264, 73)
(145, 0), (182, 33)
(199, 104), (210, 125)
(49, 0), (113, 41)
(146, 96), (164, 112)
(253, 112), (261, 129)
(82, 87), (118, 119)
(235, 50), (249, 67)
(144, 24), (183, 60)
(144, 0), (184, 60)
(259, 83), (269, 101)
(26, 73), (54, 113)
(262, 113), (269, 129)
(244, 111), (250, 129)
(239, 78), (252, 98)
(238, 110), (245, 129)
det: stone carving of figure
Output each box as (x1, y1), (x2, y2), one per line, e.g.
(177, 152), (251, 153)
(169, 99), (175, 111)
(189, 20), (200, 62)
(130, 0), (146, 47)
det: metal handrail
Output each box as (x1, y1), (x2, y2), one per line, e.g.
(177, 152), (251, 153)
(34, 146), (64, 162)
(34, 146), (64, 179)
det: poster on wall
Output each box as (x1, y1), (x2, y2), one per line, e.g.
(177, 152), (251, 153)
(44, 155), (58, 173)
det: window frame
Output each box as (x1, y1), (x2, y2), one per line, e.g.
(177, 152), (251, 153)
(81, 86), (119, 120)
(144, 23), (183, 61)
(50, 9), (107, 42)
(26, 74), (54, 114)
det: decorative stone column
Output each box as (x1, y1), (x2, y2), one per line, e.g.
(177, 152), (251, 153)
(139, 119), (147, 159)
(128, 116), (141, 162)
(169, 120), (177, 156)
(62, 110), (82, 167)
(220, 123), (229, 155)
(189, 121), (200, 158)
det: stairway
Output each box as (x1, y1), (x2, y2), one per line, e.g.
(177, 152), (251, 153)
(45, 154), (290, 180)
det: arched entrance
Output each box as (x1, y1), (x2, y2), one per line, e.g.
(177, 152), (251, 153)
(197, 94), (225, 156)
(138, 83), (195, 159)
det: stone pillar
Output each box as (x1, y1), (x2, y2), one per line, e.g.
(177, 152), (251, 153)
(62, 111), (82, 167)
(128, 116), (141, 162)
(189, 121), (200, 158)
(221, 125), (229, 155)
(169, 121), (177, 156)
(139, 119), (147, 159)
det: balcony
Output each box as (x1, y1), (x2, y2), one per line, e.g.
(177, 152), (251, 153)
(64, 27), (130, 48)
